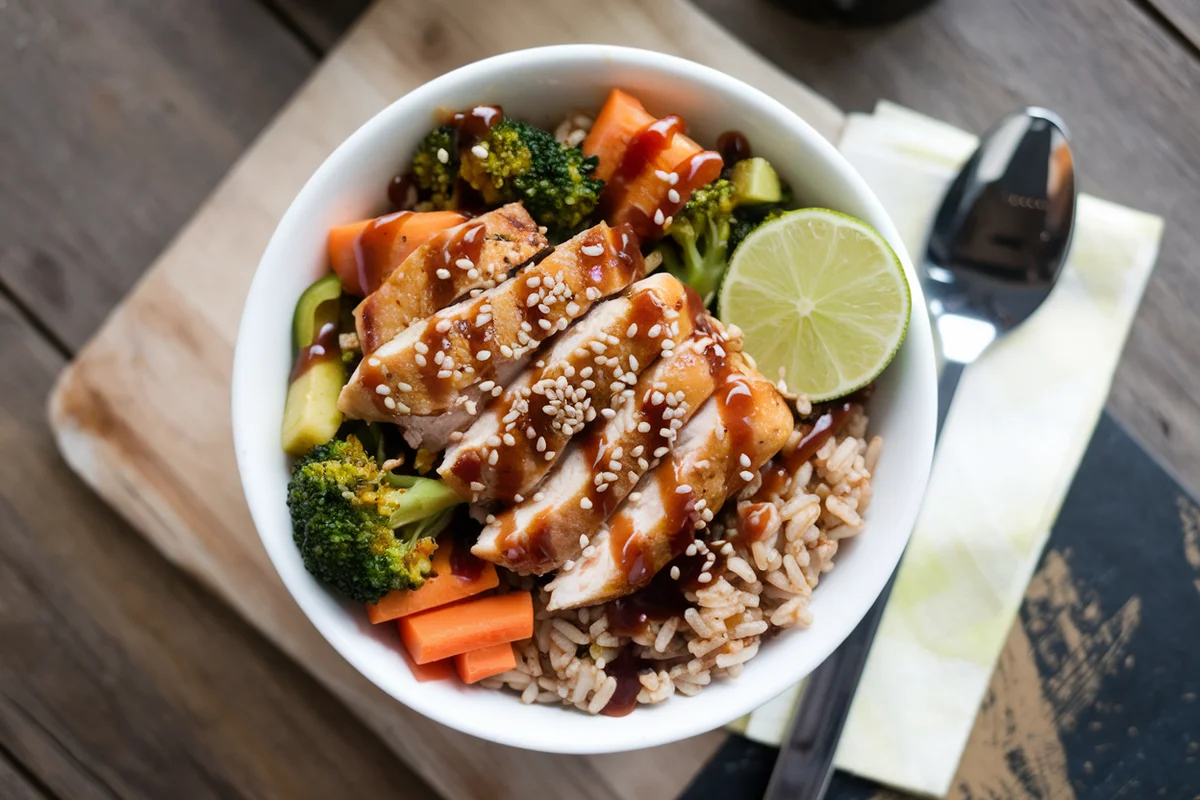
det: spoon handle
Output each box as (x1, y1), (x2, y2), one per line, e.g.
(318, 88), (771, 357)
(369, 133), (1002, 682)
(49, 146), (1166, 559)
(764, 359), (967, 800)
(935, 360), (966, 437)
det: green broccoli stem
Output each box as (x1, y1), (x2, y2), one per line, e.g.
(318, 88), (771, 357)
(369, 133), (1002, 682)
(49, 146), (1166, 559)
(387, 478), (465, 529)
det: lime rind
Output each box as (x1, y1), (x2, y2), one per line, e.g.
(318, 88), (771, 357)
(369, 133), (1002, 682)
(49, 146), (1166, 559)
(718, 208), (911, 403)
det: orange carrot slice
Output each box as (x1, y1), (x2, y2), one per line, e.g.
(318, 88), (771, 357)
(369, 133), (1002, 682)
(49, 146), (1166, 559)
(398, 592), (534, 665)
(366, 537), (498, 624)
(402, 649), (456, 683)
(584, 89), (657, 183)
(453, 643), (517, 684)
(328, 210), (467, 295)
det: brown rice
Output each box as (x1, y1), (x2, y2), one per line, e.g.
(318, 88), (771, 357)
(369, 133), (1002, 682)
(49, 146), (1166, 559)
(480, 406), (880, 714)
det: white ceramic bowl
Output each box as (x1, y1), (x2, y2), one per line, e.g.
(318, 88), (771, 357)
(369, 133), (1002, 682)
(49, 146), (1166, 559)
(233, 44), (937, 754)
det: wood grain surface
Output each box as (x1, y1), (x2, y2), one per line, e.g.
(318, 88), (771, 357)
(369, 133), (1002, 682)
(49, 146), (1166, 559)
(0, 289), (436, 798)
(4, 0), (1198, 796)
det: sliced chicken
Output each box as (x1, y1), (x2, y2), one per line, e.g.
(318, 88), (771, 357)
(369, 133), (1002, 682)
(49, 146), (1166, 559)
(472, 323), (729, 574)
(439, 272), (694, 505)
(545, 352), (792, 610)
(355, 203), (546, 353)
(338, 222), (644, 451)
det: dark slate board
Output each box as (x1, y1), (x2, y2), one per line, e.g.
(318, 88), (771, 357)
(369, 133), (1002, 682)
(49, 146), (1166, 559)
(679, 412), (1200, 799)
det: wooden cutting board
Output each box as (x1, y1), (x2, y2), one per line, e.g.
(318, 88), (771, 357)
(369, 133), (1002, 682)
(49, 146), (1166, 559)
(48, 2), (842, 798)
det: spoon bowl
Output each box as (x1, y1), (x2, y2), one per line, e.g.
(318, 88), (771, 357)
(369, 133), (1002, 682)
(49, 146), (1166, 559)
(924, 108), (1076, 367)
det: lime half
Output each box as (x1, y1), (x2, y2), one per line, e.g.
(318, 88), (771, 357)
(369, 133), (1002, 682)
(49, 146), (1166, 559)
(719, 208), (911, 402)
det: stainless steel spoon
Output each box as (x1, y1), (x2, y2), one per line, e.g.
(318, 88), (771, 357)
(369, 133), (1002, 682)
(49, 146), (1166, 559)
(764, 107), (1076, 800)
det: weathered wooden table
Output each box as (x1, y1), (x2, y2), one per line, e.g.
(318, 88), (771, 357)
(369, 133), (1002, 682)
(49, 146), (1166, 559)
(1, 0), (1197, 797)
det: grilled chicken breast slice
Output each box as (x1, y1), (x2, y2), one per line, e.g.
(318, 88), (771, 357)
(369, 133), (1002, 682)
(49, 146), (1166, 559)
(472, 324), (730, 574)
(338, 222), (643, 447)
(439, 273), (694, 505)
(355, 203), (546, 353)
(545, 353), (791, 610)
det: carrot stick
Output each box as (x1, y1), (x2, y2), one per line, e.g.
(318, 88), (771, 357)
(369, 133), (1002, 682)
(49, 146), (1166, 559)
(402, 649), (456, 683)
(584, 89), (657, 183)
(398, 592), (534, 665)
(328, 219), (372, 294)
(366, 536), (498, 624)
(328, 210), (467, 295)
(453, 643), (517, 684)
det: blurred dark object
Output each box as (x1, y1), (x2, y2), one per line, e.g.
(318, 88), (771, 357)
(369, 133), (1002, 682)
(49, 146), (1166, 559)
(771, 0), (938, 26)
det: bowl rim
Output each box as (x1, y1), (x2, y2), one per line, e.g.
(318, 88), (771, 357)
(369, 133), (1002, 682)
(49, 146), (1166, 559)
(232, 43), (937, 753)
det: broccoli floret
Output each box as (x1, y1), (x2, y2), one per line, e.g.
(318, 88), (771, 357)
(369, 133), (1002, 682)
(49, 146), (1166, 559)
(459, 119), (603, 234)
(729, 207), (790, 253)
(411, 125), (460, 209)
(654, 178), (737, 306)
(287, 436), (463, 603)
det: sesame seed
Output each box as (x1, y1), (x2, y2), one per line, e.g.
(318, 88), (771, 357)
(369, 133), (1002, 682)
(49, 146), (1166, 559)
(601, 408), (617, 419)
(488, 450), (499, 466)
(538, 319), (552, 331)
(435, 268), (450, 280)
(437, 369), (452, 379)
(434, 351), (445, 365)
(647, 324), (662, 338)
(629, 355), (639, 371)
(626, 324), (638, 338)
(503, 433), (516, 446)
(414, 341), (429, 354)
(583, 545), (596, 557)
(654, 169), (670, 181)
(629, 492), (642, 502)
(701, 508), (714, 522)
(698, 572), (712, 584)
(434, 320), (450, 335)
(685, 543), (697, 556)
(580, 497), (594, 509)
(375, 384), (391, 396)
(739, 470), (755, 482)
(566, 302), (580, 316)
(514, 494), (524, 503)
(714, 344), (726, 358)
(465, 400), (477, 415)
(608, 459), (621, 471)
(499, 345), (514, 359)
(668, 172), (679, 186)
(654, 447), (669, 458)
(667, 188), (680, 204)
(476, 350), (491, 361)
(436, 147), (449, 164)
(545, 451), (556, 461)
(662, 339), (675, 351)
(492, 386), (503, 396)
(637, 421), (651, 433)
(739, 453), (752, 468)
(670, 566), (681, 580)
(367, 357), (381, 367)
(538, 225), (548, 235)
(471, 144), (489, 159)
(383, 397), (396, 410)
(581, 244), (605, 257)
(475, 313), (491, 327)
(470, 481), (485, 493)
(415, 354), (427, 367)
(585, 287), (600, 301)
(675, 484), (692, 495)
(449, 431), (464, 442)
(663, 215), (673, 228)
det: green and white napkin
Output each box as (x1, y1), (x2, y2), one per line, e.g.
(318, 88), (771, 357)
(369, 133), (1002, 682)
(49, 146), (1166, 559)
(729, 102), (1164, 798)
